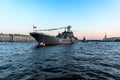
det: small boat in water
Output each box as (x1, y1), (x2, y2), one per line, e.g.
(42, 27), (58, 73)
(30, 25), (79, 46)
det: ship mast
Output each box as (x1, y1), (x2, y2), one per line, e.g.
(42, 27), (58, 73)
(66, 25), (72, 32)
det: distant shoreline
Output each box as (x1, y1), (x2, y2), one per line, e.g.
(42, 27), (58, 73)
(0, 33), (35, 42)
(1, 33), (120, 42)
(80, 40), (120, 42)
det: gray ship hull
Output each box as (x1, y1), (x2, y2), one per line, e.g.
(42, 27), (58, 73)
(30, 32), (79, 45)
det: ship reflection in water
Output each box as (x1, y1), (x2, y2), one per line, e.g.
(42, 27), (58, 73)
(0, 42), (120, 80)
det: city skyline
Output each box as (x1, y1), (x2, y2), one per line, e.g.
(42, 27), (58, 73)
(0, 0), (120, 39)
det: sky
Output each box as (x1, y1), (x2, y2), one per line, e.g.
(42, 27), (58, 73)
(0, 0), (120, 39)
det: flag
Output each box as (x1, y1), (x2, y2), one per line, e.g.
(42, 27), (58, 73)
(33, 25), (37, 28)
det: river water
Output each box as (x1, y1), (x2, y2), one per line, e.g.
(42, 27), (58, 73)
(0, 42), (120, 80)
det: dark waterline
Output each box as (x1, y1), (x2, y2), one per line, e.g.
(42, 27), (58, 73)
(0, 42), (120, 80)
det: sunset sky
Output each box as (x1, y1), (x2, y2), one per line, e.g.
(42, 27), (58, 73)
(0, 0), (120, 39)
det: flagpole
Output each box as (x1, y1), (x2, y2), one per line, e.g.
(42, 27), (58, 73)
(33, 25), (37, 32)
(33, 25), (34, 31)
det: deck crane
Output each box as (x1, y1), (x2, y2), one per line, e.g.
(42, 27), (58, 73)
(33, 25), (72, 32)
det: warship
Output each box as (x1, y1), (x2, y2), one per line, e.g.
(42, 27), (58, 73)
(30, 25), (79, 46)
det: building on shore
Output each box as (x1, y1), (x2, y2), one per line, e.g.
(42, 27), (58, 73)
(103, 34), (120, 42)
(0, 33), (35, 42)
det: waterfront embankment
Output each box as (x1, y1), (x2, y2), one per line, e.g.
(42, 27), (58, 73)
(0, 33), (35, 42)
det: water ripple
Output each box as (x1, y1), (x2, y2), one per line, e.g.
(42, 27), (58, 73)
(0, 42), (120, 80)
